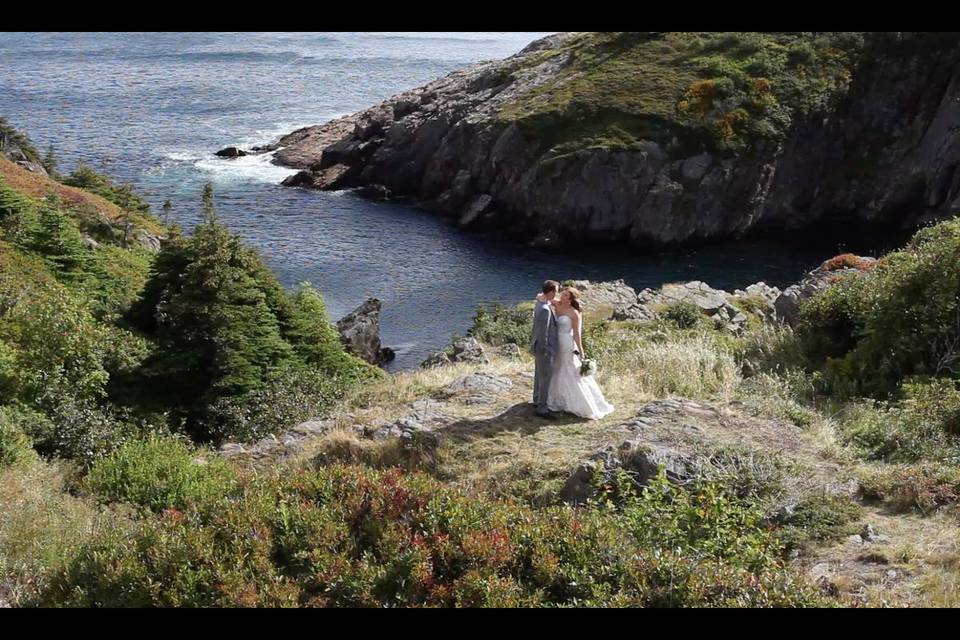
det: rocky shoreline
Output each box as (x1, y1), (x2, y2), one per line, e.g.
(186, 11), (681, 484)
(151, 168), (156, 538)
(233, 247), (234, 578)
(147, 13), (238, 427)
(255, 32), (960, 249)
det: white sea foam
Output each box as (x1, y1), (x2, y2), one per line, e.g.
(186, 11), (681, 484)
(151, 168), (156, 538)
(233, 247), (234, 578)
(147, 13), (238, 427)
(193, 151), (298, 185)
(156, 116), (351, 185)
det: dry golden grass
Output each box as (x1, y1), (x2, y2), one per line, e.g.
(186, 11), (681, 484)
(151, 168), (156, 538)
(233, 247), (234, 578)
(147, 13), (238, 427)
(0, 155), (123, 222)
(306, 428), (407, 470)
(594, 327), (740, 403)
(0, 459), (126, 606)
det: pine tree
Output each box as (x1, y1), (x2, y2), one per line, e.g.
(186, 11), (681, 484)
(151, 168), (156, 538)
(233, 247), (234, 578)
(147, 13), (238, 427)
(31, 197), (91, 283)
(161, 199), (173, 225)
(201, 183), (215, 222)
(133, 218), (295, 425)
(41, 144), (58, 177)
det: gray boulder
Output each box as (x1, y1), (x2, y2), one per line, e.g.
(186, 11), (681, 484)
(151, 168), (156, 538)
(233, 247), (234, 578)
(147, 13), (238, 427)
(659, 281), (729, 313)
(774, 257), (876, 326)
(561, 438), (697, 505)
(567, 279), (639, 310)
(336, 298), (393, 365)
(444, 371), (513, 404)
(494, 343), (522, 360)
(449, 336), (488, 365)
(613, 302), (657, 322)
(420, 351), (452, 368)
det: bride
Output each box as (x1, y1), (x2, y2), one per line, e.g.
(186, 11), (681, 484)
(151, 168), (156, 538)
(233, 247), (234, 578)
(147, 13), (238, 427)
(546, 287), (615, 420)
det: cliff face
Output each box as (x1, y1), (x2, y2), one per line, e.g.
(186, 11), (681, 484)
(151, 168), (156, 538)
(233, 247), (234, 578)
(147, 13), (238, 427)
(272, 32), (960, 247)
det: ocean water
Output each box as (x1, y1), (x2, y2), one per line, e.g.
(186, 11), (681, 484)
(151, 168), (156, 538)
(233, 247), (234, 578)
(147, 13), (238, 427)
(0, 32), (879, 369)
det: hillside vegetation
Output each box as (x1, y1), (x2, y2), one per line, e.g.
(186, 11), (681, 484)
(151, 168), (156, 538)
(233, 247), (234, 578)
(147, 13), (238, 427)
(498, 32), (864, 154)
(5, 115), (960, 607)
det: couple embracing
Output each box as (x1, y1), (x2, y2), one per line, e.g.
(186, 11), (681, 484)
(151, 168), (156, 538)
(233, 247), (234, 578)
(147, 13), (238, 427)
(530, 280), (614, 420)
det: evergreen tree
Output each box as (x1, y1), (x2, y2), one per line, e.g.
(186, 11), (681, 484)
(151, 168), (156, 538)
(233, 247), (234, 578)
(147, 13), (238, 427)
(0, 177), (38, 245)
(161, 199), (173, 225)
(201, 183), (215, 222)
(41, 144), (58, 177)
(30, 196), (91, 283)
(132, 219), (295, 428)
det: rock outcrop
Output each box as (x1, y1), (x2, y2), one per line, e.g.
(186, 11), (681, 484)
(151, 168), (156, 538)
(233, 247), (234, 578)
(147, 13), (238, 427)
(271, 32), (960, 249)
(561, 398), (856, 506)
(1, 143), (48, 176)
(335, 298), (395, 365)
(574, 278), (779, 333)
(774, 255), (877, 326)
(215, 146), (248, 158)
(419, 336), (489, 368)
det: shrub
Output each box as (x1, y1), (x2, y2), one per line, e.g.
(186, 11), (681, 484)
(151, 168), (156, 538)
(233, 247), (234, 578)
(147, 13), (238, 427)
(0, 116), (41, 164)
(62, 163), (151, 215)
(200, 369), (350, 444)
(798, 218), (960, 395)
(796, 272), (867, 371)
(618, 471), (783, 572)
(38, 464), (826, 608)
(0, 281), (110, 404)
(283, 283), (381, 383)
(25, 395), (133, 468)
(858, 463), (960, 514)
(774, 494), (863, 553)
(822, 253), (876, 272)
(663, 301), (701, 329)
(835, 399), (960, 463)
(86, 435), (235, 513)
(900, 377), (960, 435)
(0, 407), (36, 467)
(129, 219), (371, 441)
(468, 301), (534, 348)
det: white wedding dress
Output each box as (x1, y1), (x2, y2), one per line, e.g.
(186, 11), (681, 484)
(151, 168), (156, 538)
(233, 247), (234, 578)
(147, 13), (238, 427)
(547, 314), (614, 420)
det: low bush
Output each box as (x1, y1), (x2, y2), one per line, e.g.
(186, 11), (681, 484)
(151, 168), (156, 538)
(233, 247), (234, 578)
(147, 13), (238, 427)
(37, 464), (826, 608)
(836, 399), (960, 464)
(796, 273), (867, 373)
(0, 407), (36, 467)
(199, 369), (352, 444)
(858, 463), (960, 514)
(62, 163), (151, 215)
(468, 301), (534, 348)
(25, 395), (135, 468)
(774, 494), (864, 552)
(86, 435), (235, 513)
(663, 301), (702, 329)
(798, 218), (960, 396)
(822, 253), (876, 272)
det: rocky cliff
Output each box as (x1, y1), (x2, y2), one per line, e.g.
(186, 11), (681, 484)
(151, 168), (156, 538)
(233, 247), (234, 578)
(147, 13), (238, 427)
(271, 32), (960, 248)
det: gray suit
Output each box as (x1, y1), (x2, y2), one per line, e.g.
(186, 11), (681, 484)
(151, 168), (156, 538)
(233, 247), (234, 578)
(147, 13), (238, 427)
(531, 299), (558, 413)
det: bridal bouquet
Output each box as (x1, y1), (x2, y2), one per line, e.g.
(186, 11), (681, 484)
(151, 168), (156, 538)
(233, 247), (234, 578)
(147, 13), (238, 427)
(579, 357), (597, 377)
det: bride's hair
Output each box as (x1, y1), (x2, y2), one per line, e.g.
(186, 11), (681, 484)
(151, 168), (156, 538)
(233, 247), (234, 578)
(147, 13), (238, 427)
(564, 287), (582, 312)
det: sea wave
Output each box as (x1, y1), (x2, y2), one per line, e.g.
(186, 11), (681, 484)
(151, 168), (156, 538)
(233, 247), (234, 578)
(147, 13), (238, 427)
(193, 152), (298, 185)
(157, 147), (296, 185)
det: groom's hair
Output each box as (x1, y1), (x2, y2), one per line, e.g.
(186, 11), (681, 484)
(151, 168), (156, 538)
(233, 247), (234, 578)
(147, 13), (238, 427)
(542, 280), (560, 295)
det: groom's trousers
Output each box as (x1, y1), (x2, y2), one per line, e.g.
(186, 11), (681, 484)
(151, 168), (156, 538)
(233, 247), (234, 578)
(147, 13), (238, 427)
(533, 350), (553, 413)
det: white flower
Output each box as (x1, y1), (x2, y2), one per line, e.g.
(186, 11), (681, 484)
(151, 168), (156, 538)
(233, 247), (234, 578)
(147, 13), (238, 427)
(579, 358), (597, 377)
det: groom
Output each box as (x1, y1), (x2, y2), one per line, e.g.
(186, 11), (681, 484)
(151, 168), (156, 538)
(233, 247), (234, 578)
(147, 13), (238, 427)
(531, 280), (560, 417)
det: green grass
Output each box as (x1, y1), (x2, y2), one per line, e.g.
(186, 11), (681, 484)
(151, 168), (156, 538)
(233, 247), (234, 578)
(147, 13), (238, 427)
(86, 435), (236, 514)
(497, 32), (865, 155)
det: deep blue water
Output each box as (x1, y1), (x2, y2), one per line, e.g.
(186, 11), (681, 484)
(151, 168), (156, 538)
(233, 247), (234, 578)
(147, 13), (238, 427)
(0, 32), (876, 369)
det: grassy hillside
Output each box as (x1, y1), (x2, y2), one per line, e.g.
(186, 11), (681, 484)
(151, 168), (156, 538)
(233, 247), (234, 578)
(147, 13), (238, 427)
(5, 118), (960, 607)
(497, 32), (865, 155)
